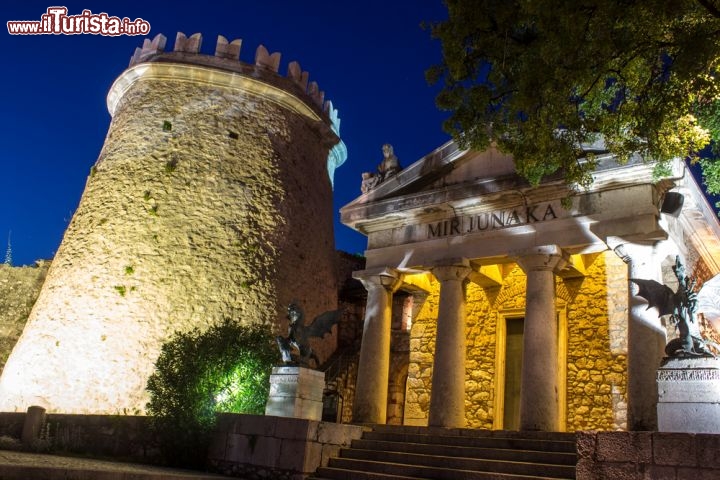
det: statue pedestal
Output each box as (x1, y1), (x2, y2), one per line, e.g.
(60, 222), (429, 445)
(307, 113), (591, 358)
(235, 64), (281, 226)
(657, 356), (720, 433)
(265, 366), (325, 421)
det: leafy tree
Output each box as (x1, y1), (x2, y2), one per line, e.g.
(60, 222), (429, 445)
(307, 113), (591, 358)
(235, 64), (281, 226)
(146, 320), (276, 468)
(428, 0), (720, 206)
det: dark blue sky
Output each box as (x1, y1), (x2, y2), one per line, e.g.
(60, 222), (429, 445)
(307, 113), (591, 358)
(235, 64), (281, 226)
(2, 1), (451, 266)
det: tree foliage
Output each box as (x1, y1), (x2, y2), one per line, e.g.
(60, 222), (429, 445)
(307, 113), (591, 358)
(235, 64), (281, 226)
(428, 0), (720, 202)
(146, 320), (276, 468)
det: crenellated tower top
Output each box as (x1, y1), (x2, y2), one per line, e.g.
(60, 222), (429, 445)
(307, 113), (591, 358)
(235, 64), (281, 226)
(112, 32), (347, 184)
(126, 33), (340, 124)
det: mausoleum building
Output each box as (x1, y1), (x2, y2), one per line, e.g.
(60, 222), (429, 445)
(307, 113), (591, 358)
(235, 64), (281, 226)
(341, 140), (720, 431)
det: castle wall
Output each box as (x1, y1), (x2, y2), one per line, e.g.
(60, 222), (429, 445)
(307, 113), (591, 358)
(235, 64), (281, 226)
(403, 251), (629, 431)
(0, 35), (342, 414)
(0, 262), (49, 372)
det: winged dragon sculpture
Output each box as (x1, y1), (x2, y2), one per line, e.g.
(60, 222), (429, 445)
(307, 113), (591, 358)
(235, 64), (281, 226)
(631, 256), (719, 358)
(276, 303), (339, 368)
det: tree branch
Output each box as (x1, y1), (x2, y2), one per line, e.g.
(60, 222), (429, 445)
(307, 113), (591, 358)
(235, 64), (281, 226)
(697, 0), (720, 19)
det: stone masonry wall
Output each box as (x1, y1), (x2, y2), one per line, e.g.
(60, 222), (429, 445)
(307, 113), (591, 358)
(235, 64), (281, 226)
(404, 251), (628, 430)
(0, 58), (338, 414)
(208, 413), (364, 479)
(565, 252), (628, 431)
(464, 280), (498, 429)
(0, 411), (159, 463)
(404, 277), (439, 425)
(0, 262), (49, 372)
(577, 430), (720, 479)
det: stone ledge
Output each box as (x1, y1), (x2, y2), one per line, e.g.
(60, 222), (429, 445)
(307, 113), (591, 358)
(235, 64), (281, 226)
(209, 413), (365, 479)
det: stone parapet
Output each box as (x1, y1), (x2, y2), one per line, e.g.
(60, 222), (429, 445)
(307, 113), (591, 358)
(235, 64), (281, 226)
(208, 413), (365, 479)
(577, 430), (720, 479)
(0, 411), (159, 462)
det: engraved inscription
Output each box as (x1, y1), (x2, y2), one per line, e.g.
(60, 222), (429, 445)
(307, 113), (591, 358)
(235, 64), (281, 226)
(426, 202), (562, 239)
(657, 368), (720, 382)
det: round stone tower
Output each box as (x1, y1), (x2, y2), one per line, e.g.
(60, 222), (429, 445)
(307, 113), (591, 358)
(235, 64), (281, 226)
(0, 33), (347, 413)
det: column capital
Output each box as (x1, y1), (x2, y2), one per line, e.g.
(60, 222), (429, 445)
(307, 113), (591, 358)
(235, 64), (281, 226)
(431, 264), (472, 283)
(353, 267), (403, 293)
(513, 245), (568, 273)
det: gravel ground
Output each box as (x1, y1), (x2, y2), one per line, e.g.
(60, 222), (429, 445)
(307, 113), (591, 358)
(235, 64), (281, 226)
(0, 450), (230, 479)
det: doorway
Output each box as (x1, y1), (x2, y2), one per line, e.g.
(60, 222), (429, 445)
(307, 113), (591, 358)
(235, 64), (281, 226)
(502, 317), (524, 430)
(493, 308), (567, 431)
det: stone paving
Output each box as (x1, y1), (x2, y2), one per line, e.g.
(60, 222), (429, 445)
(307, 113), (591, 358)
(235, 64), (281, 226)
(0, 450), (229, 479)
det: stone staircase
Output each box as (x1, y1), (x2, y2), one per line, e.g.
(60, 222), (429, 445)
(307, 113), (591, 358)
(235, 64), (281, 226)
(311, 424), (577, 480)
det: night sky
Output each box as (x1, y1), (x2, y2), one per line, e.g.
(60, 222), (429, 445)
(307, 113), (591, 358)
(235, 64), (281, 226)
(4, 3), (719, 268)
(2, 1), (451, 266)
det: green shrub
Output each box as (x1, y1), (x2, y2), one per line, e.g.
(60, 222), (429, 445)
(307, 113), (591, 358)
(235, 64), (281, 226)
(146, 320), (276, 468)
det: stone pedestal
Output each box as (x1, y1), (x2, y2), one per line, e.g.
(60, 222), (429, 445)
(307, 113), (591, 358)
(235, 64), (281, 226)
(265, 366), (325, 421)
(657, 356), (720, 433)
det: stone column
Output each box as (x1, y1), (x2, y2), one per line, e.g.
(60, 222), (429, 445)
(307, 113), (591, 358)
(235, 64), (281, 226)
(611, 240), (667, 431)
(515, 246), (567, 431)
(428, 262), (472, 427)
(352, 268), (402, 424)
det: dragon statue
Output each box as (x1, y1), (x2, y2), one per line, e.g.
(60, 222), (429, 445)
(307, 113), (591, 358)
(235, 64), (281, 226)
(276, 303), (339, 368)
(631, 256), (719, 358)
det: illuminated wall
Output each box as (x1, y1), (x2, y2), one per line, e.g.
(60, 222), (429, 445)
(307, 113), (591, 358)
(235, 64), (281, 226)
(0, 34), (343, 414)
(404, 251), (628, 430)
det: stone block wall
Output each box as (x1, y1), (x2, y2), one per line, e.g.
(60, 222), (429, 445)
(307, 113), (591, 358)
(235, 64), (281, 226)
(208, 413), (365, 479)
(0, 262), (49, 372)
(0, 411), (159, 462)
(565, 252), (628, 431)
(332, 251), (365, 423)
(405, 278), (439, 425)
(577, 430), (720, 479)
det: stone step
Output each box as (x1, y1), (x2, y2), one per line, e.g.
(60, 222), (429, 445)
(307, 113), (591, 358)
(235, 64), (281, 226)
(337, 449), (575, 478)
(309, 425), (577, 480)
(361, 431), (576, 454)
(313, 468), (425, 480)
(369, 425), (576, 442)
(351, 439), (576, 465)
(319, 458), (573, 480)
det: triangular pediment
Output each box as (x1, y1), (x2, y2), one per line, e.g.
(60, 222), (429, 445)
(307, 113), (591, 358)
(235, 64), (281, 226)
(353, 141), (517, 202)
(340, 141), (540, 232)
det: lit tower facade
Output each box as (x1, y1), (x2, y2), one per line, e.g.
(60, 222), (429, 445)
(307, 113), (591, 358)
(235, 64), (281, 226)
(0, 33), (347, 413)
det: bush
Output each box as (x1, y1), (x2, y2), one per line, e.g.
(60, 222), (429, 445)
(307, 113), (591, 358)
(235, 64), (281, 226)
(146, 320), (276, 468)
